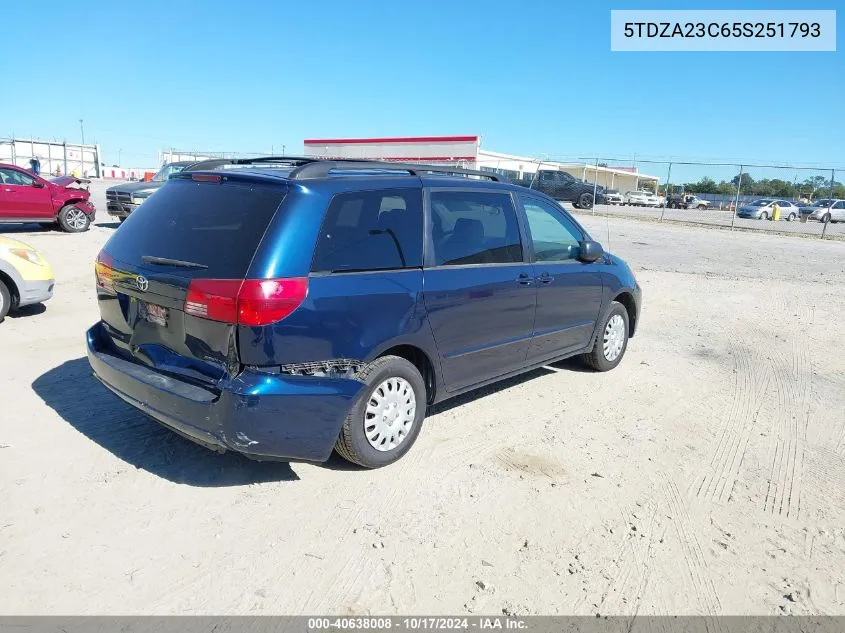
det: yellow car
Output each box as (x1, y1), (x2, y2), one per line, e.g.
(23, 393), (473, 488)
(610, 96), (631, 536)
(0, 236), (55, 322)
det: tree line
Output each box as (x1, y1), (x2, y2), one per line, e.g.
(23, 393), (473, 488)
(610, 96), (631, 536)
(666, 173), (844, 199)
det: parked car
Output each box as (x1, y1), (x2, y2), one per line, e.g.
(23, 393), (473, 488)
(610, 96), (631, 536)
(512, 170), (605, 209)
(736, 199), (800, 221)
(802, 199), (845, 223)
(684, 195), (711, 210)
(605, 189), (624, 205)
(0, 236), (54, 321)
(87, 158), (641, 468)
(624, 191), (650, 206)
(0, 164), (96, 232)
(641, 192), (661, 207)
(106, 161), (195, 221)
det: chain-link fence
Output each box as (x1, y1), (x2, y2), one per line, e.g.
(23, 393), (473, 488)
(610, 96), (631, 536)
(474, 155), (843, 240)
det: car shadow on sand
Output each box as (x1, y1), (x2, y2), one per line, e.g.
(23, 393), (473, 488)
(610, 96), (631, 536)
(94, 221), (121, 230)
(32, 355), (596, 485)
(32, 357), (301, 486)
(8, 303), (47, 318)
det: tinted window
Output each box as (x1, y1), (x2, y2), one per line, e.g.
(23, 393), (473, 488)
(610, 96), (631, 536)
(0, 168), (34, 186)
(430, 191), (522, 266)
(312, 188), (423, 273)
(103, 179), (286, 278)
(520, 196), (583, 262)
(835, 201), (845, 209)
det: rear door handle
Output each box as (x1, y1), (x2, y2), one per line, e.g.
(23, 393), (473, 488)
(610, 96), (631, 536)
(536, 272), (553, 284)
(517, 273), (533, 286)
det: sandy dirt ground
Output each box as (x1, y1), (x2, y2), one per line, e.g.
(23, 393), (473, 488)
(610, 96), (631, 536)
(1, 182), (845, 615)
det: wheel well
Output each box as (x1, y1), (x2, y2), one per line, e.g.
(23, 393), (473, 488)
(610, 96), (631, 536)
(379, 345), (437, 404)
(0, 270), (19, 309)
(614, 292), (637, 337)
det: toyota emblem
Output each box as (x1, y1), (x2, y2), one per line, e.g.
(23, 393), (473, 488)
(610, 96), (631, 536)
(136, 276), (149, 292)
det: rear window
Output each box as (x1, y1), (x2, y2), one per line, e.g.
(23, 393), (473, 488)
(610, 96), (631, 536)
(104, 179), (286, 278)
(312, 188), (423, 273)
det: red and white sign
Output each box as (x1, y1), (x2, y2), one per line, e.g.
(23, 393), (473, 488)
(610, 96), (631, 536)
(303, 135), (480, 165)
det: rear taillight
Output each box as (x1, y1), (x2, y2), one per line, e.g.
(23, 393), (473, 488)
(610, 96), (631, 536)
(185, 278), (307, 326)
(95, 252), (115, 294)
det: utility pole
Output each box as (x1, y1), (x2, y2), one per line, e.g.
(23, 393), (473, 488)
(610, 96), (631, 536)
(79, 119), (85, 145)
(282, 145), (286, 156)
(118, 149), (122, 166)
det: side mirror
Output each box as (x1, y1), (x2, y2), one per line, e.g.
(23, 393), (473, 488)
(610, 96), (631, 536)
(32, 181), (45, 188)
(578, 240), (604, 263)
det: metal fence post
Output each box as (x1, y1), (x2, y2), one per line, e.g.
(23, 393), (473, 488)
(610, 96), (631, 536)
(730, 165), (743, 230)
(660, 162), (672, 221)
(592, 158), (599, 215)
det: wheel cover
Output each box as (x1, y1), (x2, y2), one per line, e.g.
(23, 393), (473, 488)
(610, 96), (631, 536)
(364, 377), (416, 451)
(580, 193), (592, 207)
(66, 208), (88, 229)
(603, 314), (626, 362)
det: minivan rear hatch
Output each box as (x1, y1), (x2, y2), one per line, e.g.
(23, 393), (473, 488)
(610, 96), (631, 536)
(95, 175), (288, 387)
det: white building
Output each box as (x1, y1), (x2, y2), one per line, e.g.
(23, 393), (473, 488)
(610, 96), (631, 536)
(303, 135), (658, 192)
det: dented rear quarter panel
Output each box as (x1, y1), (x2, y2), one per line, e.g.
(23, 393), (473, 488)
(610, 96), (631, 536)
(238, 178), (442, 384)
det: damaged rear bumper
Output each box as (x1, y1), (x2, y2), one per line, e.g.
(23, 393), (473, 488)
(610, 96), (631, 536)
(86, 322), (366, 462)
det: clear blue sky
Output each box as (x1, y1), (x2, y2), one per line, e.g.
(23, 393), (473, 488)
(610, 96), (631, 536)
(2, 0), (842, 182)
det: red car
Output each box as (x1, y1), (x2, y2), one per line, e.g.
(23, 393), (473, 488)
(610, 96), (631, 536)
(0, 163), (96, 232)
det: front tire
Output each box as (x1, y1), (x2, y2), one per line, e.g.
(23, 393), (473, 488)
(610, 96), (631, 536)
(822, 212), (832, 223)
(787, 212), (796, 222)
(334, 355), (426, 468)
(0, 279), (11, 322)
(58, 205), (91, 232)
(760, 211), (769, 221)
(582, 301), (629, 372)
(577, 192), (594, 210)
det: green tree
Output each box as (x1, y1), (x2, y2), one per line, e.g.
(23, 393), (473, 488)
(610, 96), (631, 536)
(685, 177), (718, 194)
(731, 172), (755, 192)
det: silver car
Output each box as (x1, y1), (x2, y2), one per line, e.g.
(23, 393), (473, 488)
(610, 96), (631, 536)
(605, 189), (624, 205)
(736, 199), (801, 221)
(802, 199), (845, 223)
(624, 191), (650, 206)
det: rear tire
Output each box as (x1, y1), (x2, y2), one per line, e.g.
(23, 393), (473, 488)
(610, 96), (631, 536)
(787, 212), (796, 222)
(58, 205), (91, 232)
(0, 279), (11, 323)
(582, 301), (629, 372)
(578, 192), (594, 210)
(334, 355), (426, 468)
(760, 211), (769, 221)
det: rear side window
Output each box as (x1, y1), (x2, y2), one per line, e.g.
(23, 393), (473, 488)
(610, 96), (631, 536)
(103, 179), (286, 278)
(312, 188), (423, 273)
(430, 190), (523, 266)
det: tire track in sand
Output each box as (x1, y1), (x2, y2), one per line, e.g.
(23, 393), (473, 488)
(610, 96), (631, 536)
(762, 333), (811, 519)
(665, 479), (723, 617)
(695, 333), (769, 504)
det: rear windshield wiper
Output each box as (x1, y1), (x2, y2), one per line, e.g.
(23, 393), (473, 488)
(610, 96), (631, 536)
(141, 255), (209, 270)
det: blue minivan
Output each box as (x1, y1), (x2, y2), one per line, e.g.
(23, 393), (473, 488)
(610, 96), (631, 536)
(87, 158), (641, 468)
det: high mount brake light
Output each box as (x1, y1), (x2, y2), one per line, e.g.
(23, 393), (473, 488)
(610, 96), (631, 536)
(185, 278), (308, 326)
(191, 174), (222, 183)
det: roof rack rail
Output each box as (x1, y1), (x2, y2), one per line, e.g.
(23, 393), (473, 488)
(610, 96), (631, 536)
(182, 156), (316, 172)
(182, 156), (503, 182)
(288, 159), (502, 182)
